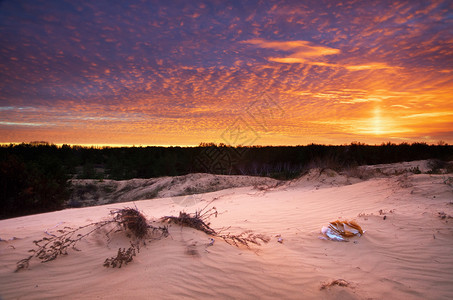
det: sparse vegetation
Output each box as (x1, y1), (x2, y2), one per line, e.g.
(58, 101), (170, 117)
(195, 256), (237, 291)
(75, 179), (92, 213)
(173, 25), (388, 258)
(161, 204), (270, 249)
(15, 207), (168, 272)
(15, 204), (268, 272)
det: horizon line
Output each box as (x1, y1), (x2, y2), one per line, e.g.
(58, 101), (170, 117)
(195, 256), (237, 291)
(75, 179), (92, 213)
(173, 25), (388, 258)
(1, 141), (450, 148)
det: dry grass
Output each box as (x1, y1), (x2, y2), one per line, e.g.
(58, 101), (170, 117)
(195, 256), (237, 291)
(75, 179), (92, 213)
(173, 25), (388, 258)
(16, 220), (114, 272)
(110, 207), (149, 239)
(161, 204), (269, 249)
(320, 279), (351, 290)
(160, 207), (218, 236)
(16, 202), (268, 272)
(15, 206), (167, 272)
(103, 242), (139, 268)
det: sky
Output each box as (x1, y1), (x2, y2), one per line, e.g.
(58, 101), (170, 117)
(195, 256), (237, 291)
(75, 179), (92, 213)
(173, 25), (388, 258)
(1, 0), (452, 146)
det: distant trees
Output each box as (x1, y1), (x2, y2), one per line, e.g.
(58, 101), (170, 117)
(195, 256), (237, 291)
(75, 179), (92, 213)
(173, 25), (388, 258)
(0, 148), (68, 219)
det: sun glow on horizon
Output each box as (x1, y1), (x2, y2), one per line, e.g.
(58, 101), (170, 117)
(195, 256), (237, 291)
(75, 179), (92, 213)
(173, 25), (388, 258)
(373, 107), (383, 136)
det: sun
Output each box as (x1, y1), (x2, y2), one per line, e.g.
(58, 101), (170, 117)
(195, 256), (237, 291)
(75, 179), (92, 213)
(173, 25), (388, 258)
(372, 107), (383, 135)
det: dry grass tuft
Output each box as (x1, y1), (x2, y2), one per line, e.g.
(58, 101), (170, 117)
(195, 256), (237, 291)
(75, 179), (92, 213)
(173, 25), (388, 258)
(110, 207), (149, 239)
(161, 204), (269, 249)
(320, 279), (351, 290)
(160, 206), (218, 235)
(103, 242), (139, 268)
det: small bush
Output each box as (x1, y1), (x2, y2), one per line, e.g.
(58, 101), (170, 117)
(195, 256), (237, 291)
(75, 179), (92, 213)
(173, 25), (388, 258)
(111, 207), (149, 239)
(161, 207), (218, 235)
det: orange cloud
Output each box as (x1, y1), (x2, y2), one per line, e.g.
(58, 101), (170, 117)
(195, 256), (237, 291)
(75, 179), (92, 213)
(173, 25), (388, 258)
(344, 62), (396, 71)
(242, 39), (399, 72)
(242, 38), (340, 65)
(242, 39), (339, 55)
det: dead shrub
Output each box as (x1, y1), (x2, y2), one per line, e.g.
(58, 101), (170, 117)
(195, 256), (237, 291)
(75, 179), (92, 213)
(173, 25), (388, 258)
(161, 205), (269, 249)
(160, 206), (218, 235)
(15, 206), (167, 272)
(111, 207), (149, 239)
(16, 202), (267, 272)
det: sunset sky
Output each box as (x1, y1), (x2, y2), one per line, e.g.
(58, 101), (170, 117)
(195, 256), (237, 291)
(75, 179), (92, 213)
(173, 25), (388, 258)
(1, 0), (452, 146)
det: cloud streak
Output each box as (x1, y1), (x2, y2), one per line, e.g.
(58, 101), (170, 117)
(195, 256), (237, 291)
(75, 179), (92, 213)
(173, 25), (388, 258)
(242, 38), (398, 71)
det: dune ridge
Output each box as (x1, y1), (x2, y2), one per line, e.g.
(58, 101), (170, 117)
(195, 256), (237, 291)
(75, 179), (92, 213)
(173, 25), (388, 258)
(68, 173), (280, 207)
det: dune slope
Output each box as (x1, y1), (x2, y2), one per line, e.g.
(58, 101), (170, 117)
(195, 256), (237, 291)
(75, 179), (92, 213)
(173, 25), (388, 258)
(1, 171), (453, 299)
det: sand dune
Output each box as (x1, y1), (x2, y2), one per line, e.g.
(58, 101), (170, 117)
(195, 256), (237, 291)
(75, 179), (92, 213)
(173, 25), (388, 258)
(1, 162), (453, 299)
(68, 173), (280, 207)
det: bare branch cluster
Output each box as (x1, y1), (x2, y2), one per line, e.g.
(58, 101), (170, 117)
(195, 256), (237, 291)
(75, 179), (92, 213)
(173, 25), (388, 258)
(161, 205), (269, 249)
(16, 203), (268, 272)
(16, 220), (115, 272)
(160, 207), (218, 235)
(110, 207), (150, 239)
(15, 207), (168, 272)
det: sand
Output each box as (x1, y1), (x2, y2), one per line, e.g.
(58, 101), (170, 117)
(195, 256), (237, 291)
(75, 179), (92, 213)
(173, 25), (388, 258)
(1, 162), (452, 299)
(68, 173), (280, 207)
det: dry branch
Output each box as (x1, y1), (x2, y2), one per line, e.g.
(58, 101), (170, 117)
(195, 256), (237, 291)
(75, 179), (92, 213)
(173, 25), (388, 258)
(160, 207), (218, 235)
(161, 206), (269, 249)
(16, 203), (268, 272)
(16, 220), (114, 272)
(15, 207), (167, 272)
